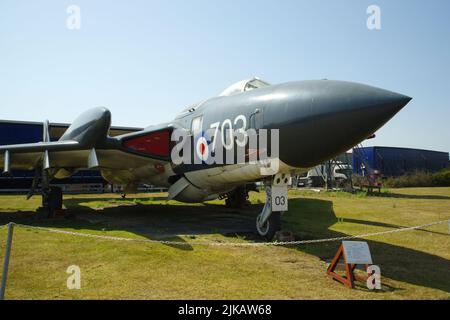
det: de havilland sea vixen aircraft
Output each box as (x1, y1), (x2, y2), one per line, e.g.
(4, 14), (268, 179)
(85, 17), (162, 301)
(0, 78), (411, 239)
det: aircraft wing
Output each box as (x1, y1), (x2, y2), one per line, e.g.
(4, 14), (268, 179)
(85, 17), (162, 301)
(0, 142), (168, 171)
(0, 108), (176, 182)
(0, 140), (81, 170)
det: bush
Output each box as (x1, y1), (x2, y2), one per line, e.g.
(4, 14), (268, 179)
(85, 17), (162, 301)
(432, 168), (450, 187)
(351, 174), (367, 187)
(381, 169), (450, 188)
(383, 171), (434, 188)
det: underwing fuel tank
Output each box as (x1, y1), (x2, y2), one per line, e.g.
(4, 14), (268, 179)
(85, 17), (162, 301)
(168, 176), (215, 203)
(59, 107), (112, 147)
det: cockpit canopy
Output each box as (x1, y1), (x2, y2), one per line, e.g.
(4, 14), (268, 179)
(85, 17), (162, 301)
(176, 77), (271, 119)
(219, 77), (270, 97)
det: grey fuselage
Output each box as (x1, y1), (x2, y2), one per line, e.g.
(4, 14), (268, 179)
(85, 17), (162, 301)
(16, 79), (410, 202)
(128, 79), (410, 202)
(172, 80), (410, 168)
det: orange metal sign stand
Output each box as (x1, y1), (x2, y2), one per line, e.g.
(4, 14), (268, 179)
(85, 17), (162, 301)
(326, 244), (369, 289)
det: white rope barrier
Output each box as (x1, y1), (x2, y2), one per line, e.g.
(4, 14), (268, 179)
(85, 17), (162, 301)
(2, 219), (448, 247)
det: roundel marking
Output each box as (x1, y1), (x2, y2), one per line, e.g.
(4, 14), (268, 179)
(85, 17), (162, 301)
(196, 136), (209, 161)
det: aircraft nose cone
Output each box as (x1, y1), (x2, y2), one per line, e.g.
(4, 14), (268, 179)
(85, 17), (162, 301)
(271, 80), (412, 168)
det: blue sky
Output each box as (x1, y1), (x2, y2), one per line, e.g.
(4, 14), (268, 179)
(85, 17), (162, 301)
(0, 0), (449, 152)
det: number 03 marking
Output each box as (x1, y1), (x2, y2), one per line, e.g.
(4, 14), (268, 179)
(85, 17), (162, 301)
(274, 196), (286, 206)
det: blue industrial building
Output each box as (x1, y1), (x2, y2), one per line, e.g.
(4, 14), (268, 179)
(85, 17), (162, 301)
(353, 146), (449, 177)
(0, 120), (141, 191)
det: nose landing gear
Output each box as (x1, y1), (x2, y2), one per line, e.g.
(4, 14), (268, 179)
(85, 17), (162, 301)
(256, 173), (290, 240)
(256, 211), (281, 241)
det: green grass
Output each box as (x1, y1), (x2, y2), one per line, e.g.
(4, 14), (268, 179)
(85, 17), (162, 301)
(0, 188), (449, 300)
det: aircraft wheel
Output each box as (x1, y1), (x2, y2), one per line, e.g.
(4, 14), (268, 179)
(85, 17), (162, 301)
(43, 187), (63, 218)
(256, 212), (281, 241)
(225, 186), (248, 208)
(50, 187), (63, 210)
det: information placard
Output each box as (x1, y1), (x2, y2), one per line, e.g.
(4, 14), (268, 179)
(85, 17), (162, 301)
(342, 241), (373, 265)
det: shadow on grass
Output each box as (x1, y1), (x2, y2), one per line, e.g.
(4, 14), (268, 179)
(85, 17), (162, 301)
(283, 198), (450, 293)
(375, 192), (450, 200)
(341, 218), (449, 237)
(0, 195), (448, 293)
(0, 196), (259, 251)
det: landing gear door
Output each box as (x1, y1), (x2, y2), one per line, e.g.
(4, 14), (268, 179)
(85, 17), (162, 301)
(271, 173), (290, 212)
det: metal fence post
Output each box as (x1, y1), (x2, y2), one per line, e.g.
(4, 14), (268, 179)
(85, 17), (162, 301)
(0, 222), (14, 300)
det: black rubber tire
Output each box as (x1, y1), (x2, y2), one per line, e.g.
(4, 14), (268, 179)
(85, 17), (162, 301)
(225, 186), (248, 209)
(46, 186), (63, 218)
(51, 187), (63, 210)
(256, 212), (282, 241)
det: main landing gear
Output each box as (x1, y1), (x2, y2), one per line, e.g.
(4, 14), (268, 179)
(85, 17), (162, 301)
(41, 186), (63, 218)
(29, 167), (63, 218)
(255, 173), (290, 240)
(224, 184), (258, 209)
